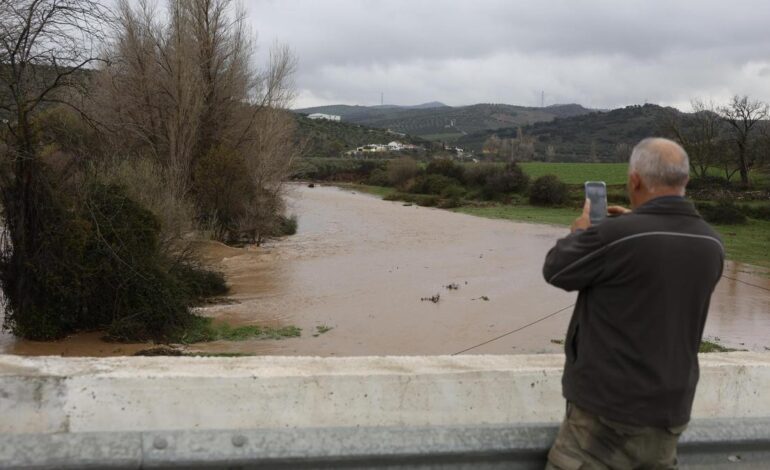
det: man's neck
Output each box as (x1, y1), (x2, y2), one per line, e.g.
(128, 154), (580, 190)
(632, 188), (685, 209)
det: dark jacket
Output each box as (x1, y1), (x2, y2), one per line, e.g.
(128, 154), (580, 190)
(543, 196), (724, 427)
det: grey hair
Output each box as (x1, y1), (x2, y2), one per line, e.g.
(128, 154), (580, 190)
(629, 138), (690, 189)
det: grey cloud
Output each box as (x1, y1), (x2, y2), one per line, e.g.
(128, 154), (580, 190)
(246, 0), (770, 109)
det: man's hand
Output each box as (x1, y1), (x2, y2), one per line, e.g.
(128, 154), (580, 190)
(608, 205), (632, 215)
(571, 199), (591, 233)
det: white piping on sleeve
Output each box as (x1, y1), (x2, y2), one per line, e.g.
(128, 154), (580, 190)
(548, 231), (724, 284)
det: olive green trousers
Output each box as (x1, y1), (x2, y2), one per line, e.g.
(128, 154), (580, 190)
(545, 403), (687, 470)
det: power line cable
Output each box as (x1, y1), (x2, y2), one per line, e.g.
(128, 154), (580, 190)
(721, 274), (770, 293)
(451, 273), (767, 356)
(452, 303), (575, 356)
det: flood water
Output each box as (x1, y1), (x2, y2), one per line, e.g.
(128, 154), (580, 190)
(1, 184), (769, 356)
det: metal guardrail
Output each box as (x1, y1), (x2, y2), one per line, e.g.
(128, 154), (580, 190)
(1, 419), (769, 469)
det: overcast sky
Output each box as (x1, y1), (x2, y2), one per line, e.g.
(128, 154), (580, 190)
(244, 0), (770, 111)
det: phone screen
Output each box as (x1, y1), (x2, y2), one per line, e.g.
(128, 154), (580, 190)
(584, 181), (607, 224)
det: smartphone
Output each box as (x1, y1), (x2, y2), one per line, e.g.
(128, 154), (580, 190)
(584, 181), (607, 224)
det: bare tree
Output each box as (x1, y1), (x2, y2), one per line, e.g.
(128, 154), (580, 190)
(100, 0), (299, 242)
(0, 0), (108, 327)
(663, 100), (730, 179)
(719, 95), (769, 186)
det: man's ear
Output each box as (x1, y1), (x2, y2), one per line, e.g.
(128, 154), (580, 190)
(629, 172), (642, 191)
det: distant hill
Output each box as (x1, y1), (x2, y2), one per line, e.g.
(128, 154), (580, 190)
(293, 102), (593, 141)
(294, 114), (427, 158)
(457, 104), (680, 162)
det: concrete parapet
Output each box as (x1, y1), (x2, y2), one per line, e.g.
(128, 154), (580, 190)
(1, 352), (769, 434)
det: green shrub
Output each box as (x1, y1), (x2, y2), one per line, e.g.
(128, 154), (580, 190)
(367, 168), (390, 186)
(529, 174), (569, 206)
(81, 184), (199, 341)
(441, 184), (466, 200)
(410, 174), (461, 195)
(426, 158), (464, 181)
(696, 200), (748, 225)
(481, 162), (530, 199)
(277, 215), (298, 236)
(171, 264), (229, 301)
(2, 182), (230, 342)
(463, 162), (500, 186)
(1, 192), (91, 340)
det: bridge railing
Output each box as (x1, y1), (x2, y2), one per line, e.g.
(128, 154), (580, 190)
(1, 352), (769, 467)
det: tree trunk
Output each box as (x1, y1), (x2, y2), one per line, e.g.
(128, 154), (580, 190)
(737, 146), (750, 187)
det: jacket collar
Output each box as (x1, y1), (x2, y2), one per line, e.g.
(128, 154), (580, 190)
(633, 195), (700, 217)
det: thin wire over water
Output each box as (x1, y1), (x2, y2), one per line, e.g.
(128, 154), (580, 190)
(452, 303), (575, 356)
(452, 273), (769, 356)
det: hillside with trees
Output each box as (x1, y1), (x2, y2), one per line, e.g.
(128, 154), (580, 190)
(457, 104), (677, 162)
(295, 115), (427, 158)
(295, 103), (593, 141)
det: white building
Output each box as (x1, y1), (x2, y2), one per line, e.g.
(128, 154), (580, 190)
(308, 113), (341, 121)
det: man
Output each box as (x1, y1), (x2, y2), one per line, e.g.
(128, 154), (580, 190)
(543, 138), (724, 469)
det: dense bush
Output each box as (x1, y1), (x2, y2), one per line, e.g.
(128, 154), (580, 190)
(696, 200), (748, 225)
(463, 162), (500, 186)
(1, 179), (92, 340)
(481, 162), (530, 199)
(440, 184), (466, 200)
(82, 184), (213, 341)
(171, 264), (229, 301)
(291, 158), (386, 181)
(410, 174), (462, 195)
(387, 157), (421, 189)
(2, 182), (227, 342)
(426, 158), (465, 181)
(529, 174), (569, 206)
(367, 168), (390, 186)
(277, 215), (299, 235)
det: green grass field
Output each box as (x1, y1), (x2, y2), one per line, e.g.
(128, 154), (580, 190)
(454, 205), (580, 227)
(456, 204), (770, 269)
(714, 220), (770, 269)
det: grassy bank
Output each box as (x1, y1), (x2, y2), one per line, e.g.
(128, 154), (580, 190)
(454, 204), (579, 227)
(457, 204), (770, 269)
(334, 183), (396, 198)
(714, 220), (770, 269)
(179, 317), (302, 344)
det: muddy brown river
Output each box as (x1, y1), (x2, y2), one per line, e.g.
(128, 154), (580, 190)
(1, 184), (769, 356)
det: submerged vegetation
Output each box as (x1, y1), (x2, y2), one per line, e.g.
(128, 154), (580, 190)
(179, 318), (302, 344)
